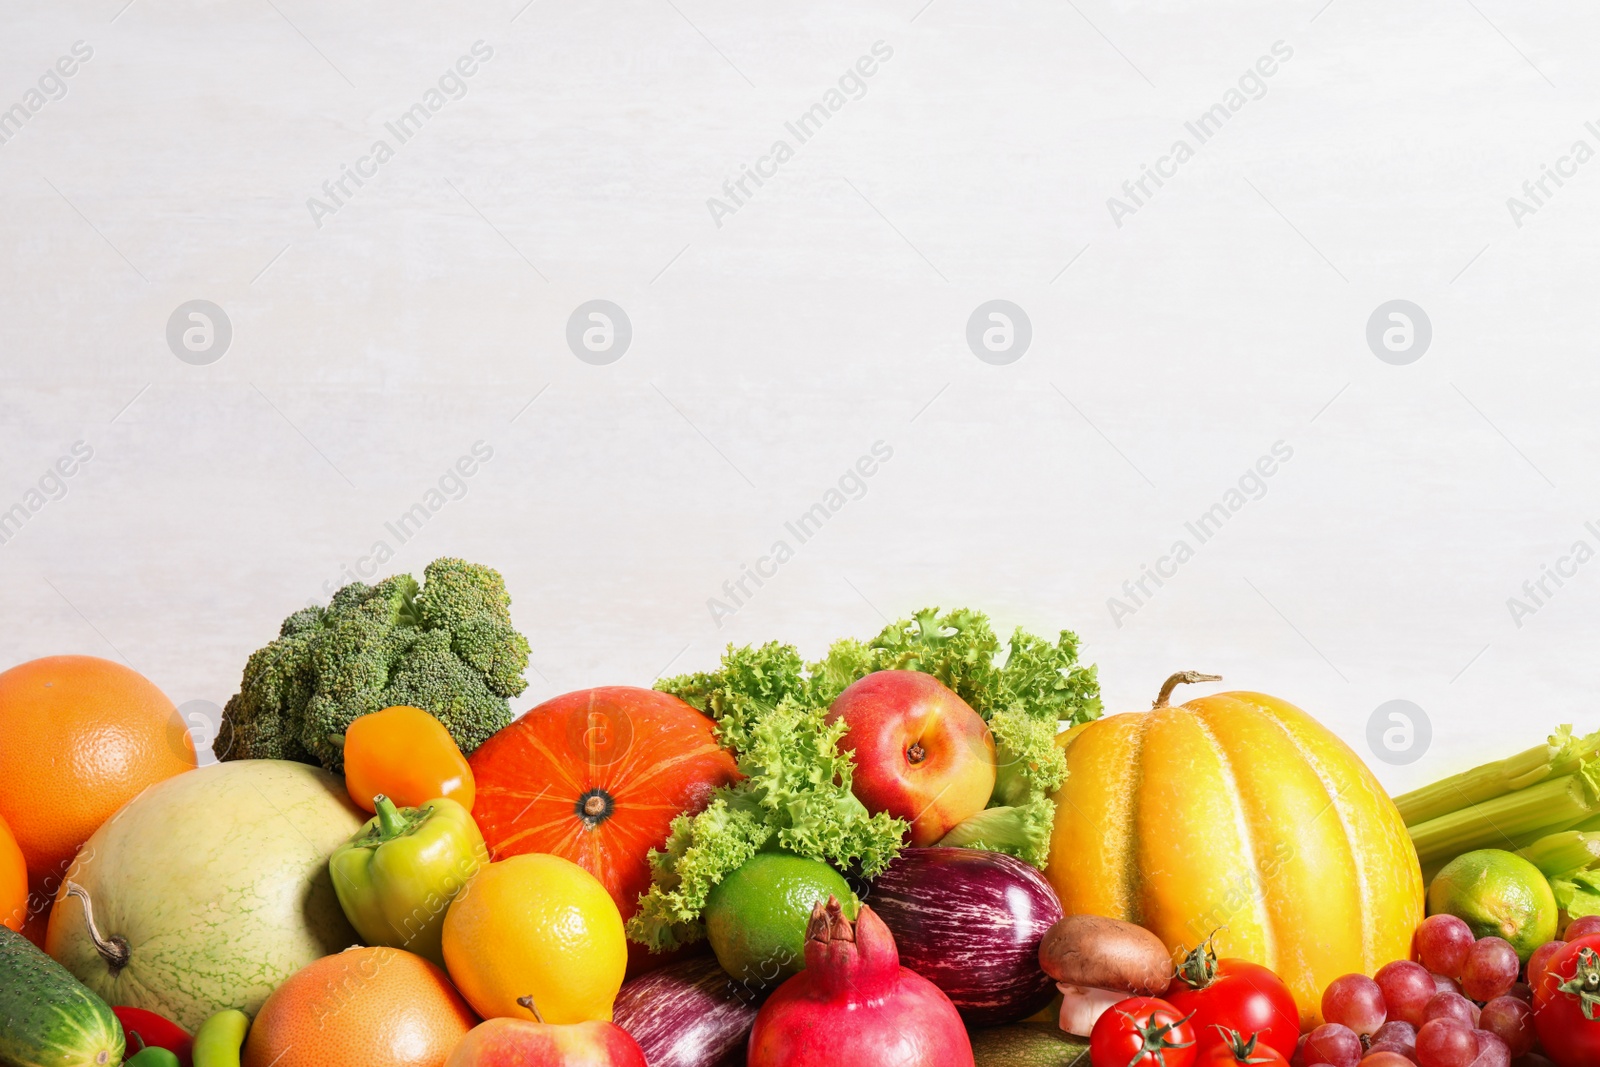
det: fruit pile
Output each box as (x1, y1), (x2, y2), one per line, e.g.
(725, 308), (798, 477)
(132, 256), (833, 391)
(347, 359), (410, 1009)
(3, 557), (1600, 1067)
(1305, 914), (1528, 1066)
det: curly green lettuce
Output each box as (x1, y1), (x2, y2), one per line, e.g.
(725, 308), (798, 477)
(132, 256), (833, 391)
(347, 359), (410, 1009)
(630, 644), (906, 951)
(628, 607), (1100, 951)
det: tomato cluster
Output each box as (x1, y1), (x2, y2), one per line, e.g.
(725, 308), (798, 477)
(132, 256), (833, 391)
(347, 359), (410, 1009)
(1080, 914), (1600, 1067)
(1087, 942), (1300, 1067)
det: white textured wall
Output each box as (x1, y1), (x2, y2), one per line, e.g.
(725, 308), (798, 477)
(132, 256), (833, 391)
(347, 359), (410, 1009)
(3, 0), (1597, 790)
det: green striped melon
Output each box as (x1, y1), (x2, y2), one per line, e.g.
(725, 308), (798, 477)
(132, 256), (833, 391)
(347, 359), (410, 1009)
(45, 760), (363, 1031)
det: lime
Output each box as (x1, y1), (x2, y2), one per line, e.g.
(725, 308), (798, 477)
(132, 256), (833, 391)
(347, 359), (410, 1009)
(704, 852), (857, 987)
(1427, 848), (1558, 962)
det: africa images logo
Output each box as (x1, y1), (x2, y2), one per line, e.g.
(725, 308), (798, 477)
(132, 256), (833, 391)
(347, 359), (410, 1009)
(305, 42), (495, 228)
(705, 42), (894, 228)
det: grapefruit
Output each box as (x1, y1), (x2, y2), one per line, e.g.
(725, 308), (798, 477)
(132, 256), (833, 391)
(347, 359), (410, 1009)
(243, 946), (477, 1067)
(0, 655), (195, 893)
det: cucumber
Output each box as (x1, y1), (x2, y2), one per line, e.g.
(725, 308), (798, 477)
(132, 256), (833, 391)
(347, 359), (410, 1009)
(0, 926), (124, 1067)
(968, 1022), (1091, 1067)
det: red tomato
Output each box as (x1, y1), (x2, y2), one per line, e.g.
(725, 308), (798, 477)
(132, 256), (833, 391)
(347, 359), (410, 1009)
(113, 1006), (193, 1067)
(1165, 943), (1299, 1058)
(1090, 997), (1198, 1067)
(1534, 935), (1600, 1067)
(1195, 1030), (1288, 1066)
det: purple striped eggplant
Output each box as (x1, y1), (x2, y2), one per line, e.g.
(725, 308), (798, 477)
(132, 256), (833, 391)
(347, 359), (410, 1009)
(612, 954), (764, 1067)
(866, 846), (1063, 1026)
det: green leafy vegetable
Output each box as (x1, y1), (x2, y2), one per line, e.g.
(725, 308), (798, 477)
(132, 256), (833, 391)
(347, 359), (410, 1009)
(629, 607), (1100, 951)
(1555, 869), (1600, 919)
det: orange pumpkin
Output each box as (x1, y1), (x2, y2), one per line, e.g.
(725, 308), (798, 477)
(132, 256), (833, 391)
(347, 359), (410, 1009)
(470, 687), (740, 956)
(1044, 672), (1424, 1028)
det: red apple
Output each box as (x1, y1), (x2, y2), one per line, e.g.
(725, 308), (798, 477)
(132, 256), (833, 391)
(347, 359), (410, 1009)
(827, 670), (996, 846)
(445, 1016), (648, 1067)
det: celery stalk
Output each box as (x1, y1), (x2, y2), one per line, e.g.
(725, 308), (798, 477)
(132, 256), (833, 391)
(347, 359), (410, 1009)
(1504, 816), (1595, 852)
(1517, 831), (1600, 879)
(1394, 727), (1588, 827)
(1408, 773), (1600, 870)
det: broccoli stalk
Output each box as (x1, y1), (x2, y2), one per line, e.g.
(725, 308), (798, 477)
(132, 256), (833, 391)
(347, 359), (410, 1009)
(216, 557), (531, 770)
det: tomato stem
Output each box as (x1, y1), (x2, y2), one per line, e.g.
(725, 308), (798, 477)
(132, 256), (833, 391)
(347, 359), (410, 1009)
(1118, 1006), (1196, 1067)
(1175, 933), (1224, 989)
(1558, 946), (1600, 1021)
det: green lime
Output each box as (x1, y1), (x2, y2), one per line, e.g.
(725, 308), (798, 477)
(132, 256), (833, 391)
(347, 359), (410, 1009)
(1427, 848), (1558, 962)
(704, 852), (857, 987)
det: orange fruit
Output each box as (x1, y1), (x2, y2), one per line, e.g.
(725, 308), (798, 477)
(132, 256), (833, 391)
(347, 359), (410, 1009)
(242, 946), (477, 1067)
(0, 655), (196, 892)
(0, 814), (26, 931)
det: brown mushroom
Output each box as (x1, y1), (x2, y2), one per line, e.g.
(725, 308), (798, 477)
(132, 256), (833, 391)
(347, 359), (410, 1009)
(1038, 914), (1173, 1036)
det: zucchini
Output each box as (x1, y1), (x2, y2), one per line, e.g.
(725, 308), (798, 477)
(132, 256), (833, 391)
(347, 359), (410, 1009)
(969, 1022), (1091, 1067)
(0, 926), (123, 1067)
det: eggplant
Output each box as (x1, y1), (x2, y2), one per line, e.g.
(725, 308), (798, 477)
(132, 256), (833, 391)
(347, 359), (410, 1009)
(612, 955), (764, 1067)
(867, 846), (1063, 1026)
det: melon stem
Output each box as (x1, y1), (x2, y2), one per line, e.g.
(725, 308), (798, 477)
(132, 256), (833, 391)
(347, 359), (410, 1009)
(1153, 672), (1222, 708)
(63, 881), (132, 977)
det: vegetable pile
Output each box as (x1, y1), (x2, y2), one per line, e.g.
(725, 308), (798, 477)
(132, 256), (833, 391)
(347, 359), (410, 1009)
(630, 607), (1100, 950)
(11, 554), (1600, 1067)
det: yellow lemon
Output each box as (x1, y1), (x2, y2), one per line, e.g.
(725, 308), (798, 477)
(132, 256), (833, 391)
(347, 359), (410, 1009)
(441, 853), (626, 1023)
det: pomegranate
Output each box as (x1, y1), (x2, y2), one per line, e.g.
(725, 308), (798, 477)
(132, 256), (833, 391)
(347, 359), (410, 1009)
(748, 897), (975, 1067)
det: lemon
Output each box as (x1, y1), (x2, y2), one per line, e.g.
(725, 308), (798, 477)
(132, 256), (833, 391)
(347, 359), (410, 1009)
(1428, 848), (1557, 962)
(704, 852), (857, 988)
(441, 853), (626, 1023)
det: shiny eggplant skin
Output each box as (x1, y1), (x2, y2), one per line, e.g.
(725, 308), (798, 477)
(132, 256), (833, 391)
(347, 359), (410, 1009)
(613, 954), (764, 1067)
(867, 847), (1063, 1026)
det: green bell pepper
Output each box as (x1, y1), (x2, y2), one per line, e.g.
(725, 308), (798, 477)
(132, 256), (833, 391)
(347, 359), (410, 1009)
(329, 794), (488, 968)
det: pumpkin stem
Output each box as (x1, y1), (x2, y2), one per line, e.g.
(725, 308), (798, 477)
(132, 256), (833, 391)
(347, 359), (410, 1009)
(62, 881), (132, 977)
(1154, 672), (1222, 708)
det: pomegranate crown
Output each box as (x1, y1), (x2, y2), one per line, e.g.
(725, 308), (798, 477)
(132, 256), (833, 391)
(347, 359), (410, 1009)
(803, 896), (900, 992)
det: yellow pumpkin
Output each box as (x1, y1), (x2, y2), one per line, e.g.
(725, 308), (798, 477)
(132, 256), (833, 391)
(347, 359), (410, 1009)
(1045, 673), (1423, 1028)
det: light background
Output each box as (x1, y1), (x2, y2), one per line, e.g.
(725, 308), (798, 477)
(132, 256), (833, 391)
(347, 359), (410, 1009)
(3, 0), (1596, 791)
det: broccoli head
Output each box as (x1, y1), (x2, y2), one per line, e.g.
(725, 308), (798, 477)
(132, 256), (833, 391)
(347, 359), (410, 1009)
(216, 557), (531, 770)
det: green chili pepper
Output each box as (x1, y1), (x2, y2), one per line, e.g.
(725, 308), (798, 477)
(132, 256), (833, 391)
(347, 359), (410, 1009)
(192, 1010), (250, 1067)
(328, 794), (488, 968)
(125, 1048), (180, 1067)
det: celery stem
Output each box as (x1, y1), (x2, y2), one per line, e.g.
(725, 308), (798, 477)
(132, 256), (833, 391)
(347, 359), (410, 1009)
(1394, 741), (1560, 827)
(1407, 774), (1599, 870)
